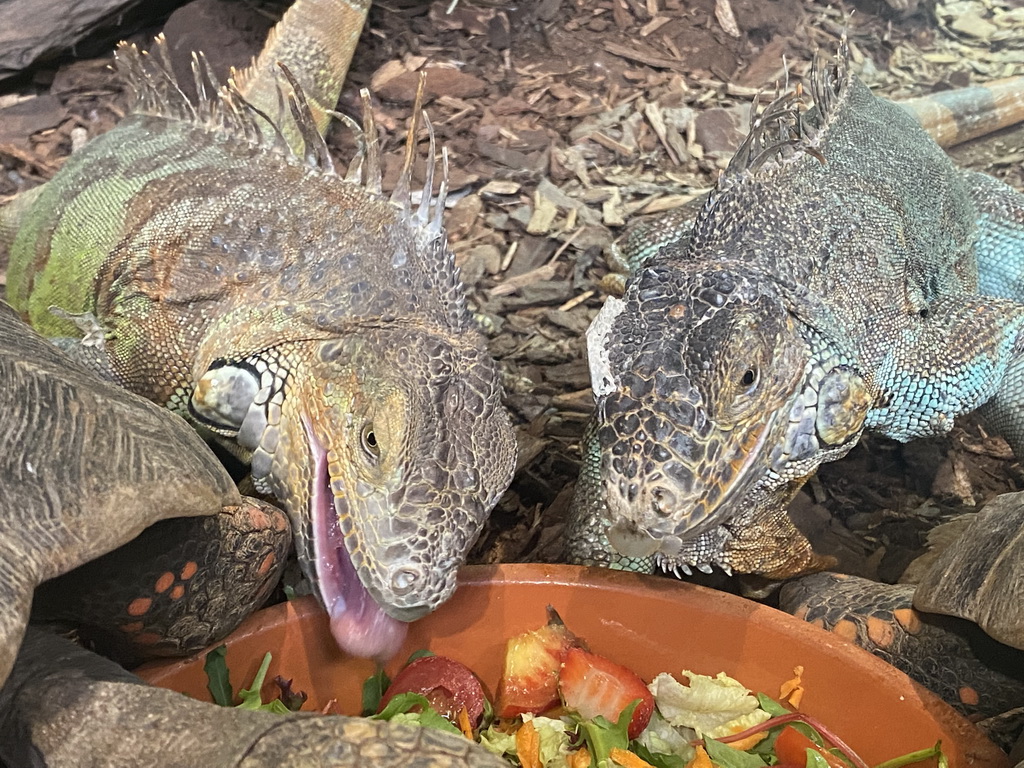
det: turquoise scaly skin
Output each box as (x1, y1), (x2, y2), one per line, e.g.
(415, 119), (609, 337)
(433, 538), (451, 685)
(567, 47), (1024, 580)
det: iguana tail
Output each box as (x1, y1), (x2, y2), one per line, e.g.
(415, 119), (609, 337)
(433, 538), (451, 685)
(231, 0), (371, 149)
(901, 76), (1024, 149)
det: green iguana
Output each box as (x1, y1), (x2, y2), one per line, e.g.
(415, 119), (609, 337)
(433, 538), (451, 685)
(566, 43), (1024, 582)
(1, 0), (516, 661)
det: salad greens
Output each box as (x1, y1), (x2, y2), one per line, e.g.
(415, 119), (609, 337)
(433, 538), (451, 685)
(203, 644), (300, 714)
(203, 647), (948, 768)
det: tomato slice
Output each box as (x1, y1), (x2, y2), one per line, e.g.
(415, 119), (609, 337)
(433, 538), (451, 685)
(378, 655), (488, 727)
(774, 726), (849, 768)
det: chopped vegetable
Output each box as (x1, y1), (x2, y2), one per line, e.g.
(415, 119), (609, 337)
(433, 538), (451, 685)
(374, 691), (461, 735)
(517, 719), (543, 768)
(273, 675), (308, 712)
(568, 746), (592, 768)
(558, 647), (654, 739)
(378, 654), (488, 727)
(495, 606), (582, 718)
(236, 652), (292, 714)
(779, 666), (805, 709)
(458, 707), (474, 739)
(611, 746), (657, 768)
(204, 645), (233, 706)
(202, 645), (294, 714)
(361, 666), (390, 715)
(649, 670), (769, 739)
(685, 745), (713, 768)
(775, 726), (848, 768)
(210, 610), (949, 768)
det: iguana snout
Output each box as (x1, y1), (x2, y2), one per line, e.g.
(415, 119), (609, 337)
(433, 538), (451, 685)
(192, 333), (514, 658)
(587, 263), (867, 575)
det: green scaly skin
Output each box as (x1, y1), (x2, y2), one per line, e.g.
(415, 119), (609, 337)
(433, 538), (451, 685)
(566, 46), (1024, 581)
(3, 0), (516, 662)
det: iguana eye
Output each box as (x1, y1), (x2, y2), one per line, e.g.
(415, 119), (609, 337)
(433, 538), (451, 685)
(740, 367), (758, 391)
(361, 423), (380, 461)
(190, 362), (260, 432)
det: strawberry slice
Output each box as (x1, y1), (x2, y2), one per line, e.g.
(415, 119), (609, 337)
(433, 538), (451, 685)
(558, 647), (655, 739)
(495, 607), (582, 718)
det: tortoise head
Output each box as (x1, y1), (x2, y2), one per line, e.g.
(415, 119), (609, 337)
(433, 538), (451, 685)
(587, 262), (871, 573)
(189, 332), (515, 659)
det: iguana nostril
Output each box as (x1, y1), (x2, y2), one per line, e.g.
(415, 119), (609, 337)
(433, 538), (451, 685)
(390, 568), (421, 596)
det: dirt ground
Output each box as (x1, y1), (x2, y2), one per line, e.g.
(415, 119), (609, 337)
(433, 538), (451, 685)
(2, 0), (1023, 736)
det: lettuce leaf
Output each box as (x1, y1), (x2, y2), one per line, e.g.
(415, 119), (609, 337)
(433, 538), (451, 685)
(650, 670), (770, 738)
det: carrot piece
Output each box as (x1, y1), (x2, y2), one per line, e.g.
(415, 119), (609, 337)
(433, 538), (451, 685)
(726, 731), (768, 751)
(568, 746), (592, 768)
(457, 706), (473, 740)
(516, 719), (542, 768)
(779, 665), (805, 709)
(685, 745), (714, 768)
(610, 747), (656, 768)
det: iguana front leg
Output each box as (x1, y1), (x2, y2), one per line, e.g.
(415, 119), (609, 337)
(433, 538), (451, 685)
(959, 171), (1024, 456)
(864, 296), (1024, 460)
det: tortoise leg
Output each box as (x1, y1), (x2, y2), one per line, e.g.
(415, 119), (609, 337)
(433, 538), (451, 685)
(0, 302), (245, 685)
(779, 572), (1024, 722)
(0, 628), (506, 768)
(32, 498), (291, 666)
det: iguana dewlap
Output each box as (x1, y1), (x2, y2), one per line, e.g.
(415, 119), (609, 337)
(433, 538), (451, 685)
(2, 2), (516, 659)
(567, 45), (1024, 580)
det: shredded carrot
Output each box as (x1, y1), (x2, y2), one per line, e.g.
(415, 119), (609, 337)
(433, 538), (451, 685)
(516, 719), (542, 768)
(684, 745), (714, 768)
(779, 665), (805, 709)
(610, 747), (656, 768)
(726, 731), (768, 751)
(567, 746), (592, 768)
(319, 698), (340, 715)
(457, 706), (473, 740)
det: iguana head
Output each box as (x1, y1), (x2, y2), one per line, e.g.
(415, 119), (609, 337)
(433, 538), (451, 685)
(587, 261), (870, 577)
(176, 81), (516, 659)
(190, 332), (514, 659)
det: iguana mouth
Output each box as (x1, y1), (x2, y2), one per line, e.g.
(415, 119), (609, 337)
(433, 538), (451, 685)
(305, 418), (408, 660)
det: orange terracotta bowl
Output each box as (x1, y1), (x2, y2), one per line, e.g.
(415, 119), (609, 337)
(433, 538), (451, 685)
(136, 563), (1006, 767)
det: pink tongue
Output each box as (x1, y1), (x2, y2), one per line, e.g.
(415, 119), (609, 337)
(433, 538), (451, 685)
(329, 598), (408, 660)
(322, 506), (408, 659)
(314, 489), (408, 660)
(305, 418), (408, 660)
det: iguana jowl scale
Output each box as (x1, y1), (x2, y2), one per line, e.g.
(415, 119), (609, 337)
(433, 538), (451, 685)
(568, 44), (1024, 580)
(3, 13), (516, 658)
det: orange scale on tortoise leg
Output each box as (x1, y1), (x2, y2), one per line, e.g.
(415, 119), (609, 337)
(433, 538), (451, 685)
(865, 617), (896, 649)
(830, 619), (859, 642)
(127, 597), (153, 617)
(257, 552), (276, 576)
(959, 686), (980, 707)
(154, 572), (175, 593)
